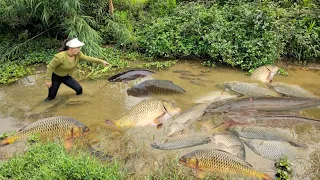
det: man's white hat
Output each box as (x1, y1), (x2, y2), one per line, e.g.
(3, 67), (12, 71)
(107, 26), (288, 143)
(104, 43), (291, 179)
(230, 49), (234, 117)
(66, 38), (85, 48)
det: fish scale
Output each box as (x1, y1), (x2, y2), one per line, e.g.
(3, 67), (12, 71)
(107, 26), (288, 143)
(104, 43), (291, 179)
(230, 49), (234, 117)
(115, 99), (181, 127)
(179, 149), (272, 179)
(210, 132), (246, 159)
(0, 116), (89, 146)
(223, 81), (278, 97)
(268, 82), (317, 98)
(242, 139), (303, 161)
(229, 125), (301, 147)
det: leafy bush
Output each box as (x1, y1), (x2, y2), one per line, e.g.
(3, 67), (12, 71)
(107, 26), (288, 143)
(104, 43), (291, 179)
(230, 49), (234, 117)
(138, 2), (283, 70)
(0, 142), (125, 180)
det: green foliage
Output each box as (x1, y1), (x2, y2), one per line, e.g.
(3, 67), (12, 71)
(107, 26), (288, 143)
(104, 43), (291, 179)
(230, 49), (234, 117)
(0, 0), (104, 57)
(138, 2), (283, 70)
(139, 60), (177, 70)
(201, 60), (216, 68)
(0, 142), (125, 180)
(0, 62), (32, 84)
(277, 68), (289, 76)
(0, 131), (16, 141)
(275, 156), (293, 180)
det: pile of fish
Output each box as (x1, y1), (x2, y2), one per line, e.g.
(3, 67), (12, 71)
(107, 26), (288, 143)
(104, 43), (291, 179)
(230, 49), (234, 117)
(100, 65), (320, 179)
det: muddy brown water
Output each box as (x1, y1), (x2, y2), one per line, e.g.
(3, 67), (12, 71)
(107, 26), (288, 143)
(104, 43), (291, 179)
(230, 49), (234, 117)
(0, 61), (319, 179)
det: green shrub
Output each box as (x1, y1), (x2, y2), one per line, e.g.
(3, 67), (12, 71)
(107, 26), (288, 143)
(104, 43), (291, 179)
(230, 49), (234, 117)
(0, 142), (125, 180)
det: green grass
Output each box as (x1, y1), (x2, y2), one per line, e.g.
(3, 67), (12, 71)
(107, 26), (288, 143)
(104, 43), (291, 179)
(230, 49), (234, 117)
(0, 141), (126, 180)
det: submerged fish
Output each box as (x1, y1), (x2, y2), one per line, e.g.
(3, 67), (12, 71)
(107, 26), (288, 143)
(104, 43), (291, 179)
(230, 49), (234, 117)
(179, 149), (272, 179)
(150, 133), (211, 150)
(249, 115), (320, 128)
(242, 138), (304, 161)
(206, 97), (320, 113)
(251, 65), (280, 83)
(223, 81), (279, 97)
(210, 132), (246, 160)
(108, 99), (181, 128)
(126, 79), (186, 97)
(229, 125), (302, 147)
(0, 116), (90, 147)
(267, 82), (317, 98)
(100, 69), (154, 88)
(166, 103), (208, 136)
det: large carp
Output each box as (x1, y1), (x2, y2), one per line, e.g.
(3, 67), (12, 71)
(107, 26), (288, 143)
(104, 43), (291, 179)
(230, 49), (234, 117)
(127, 79), (186, 97)
(251, 65), (280, 83)
(223, 81), (279, 97)
(267, 82), (317, 98)
(108, 98), (181, 128)
(0, 116), (90, 147)
(179, 149), (273, 179)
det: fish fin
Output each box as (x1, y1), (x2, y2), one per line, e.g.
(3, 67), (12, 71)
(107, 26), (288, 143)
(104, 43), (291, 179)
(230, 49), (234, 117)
(105, 120), (124, 132)
(207, 123), (231, 135)
(193, 169), (206, 179)
(154, 113), (165, 124)
(157, 123), (163, 129)
(262, 173), (273, 180)
(64, 139), (74, 150)
(0, 138), (9, 147)
(0, 136), (16, 147)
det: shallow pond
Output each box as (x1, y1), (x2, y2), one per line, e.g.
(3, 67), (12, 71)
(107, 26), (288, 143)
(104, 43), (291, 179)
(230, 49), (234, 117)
(0, 61), (319, 179)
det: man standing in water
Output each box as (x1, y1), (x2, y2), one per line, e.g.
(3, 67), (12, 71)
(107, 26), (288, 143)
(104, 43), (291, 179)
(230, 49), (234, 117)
(44, 38), (110, 101)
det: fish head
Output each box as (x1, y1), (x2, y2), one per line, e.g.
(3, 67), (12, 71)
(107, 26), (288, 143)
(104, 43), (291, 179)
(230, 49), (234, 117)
(166, 122), (181, 136)
(266, 65), (280, 83)
(73, 125), (90, 138)
(162, 100), (181, 116)
(227, 125), (242, 135)
(223, 81), (237, 90)
(126, 87), (149, 97)
(179, 154), (198, 168)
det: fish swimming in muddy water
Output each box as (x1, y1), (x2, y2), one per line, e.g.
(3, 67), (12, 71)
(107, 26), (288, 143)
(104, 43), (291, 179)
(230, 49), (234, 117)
(106, 99), (181, 129)
(229, 125), (302, 147)
(206, 97), (320, 113)
(248, 115), (320, 128)
(0, 116), (90, 147)
(210, 132), (246, 160)
(100, 69), (155, 88)
(151, 124), (229, 150)
(251, 65), (280, 83)
(223, 81), (279, 98)
(241, 138), (304, 161)
(126, 79), (186, 97)
(166, 103), (209, 136)
(267, 82), (317, 98)
(150, 133), (211, 150)
(179, 149), (273, 179)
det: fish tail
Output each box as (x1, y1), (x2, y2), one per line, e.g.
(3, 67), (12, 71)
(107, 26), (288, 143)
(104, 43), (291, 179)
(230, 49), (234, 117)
(262, 173), (273, 180)
(105, 120), (124, 132)
(0, 136), (17, 147)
